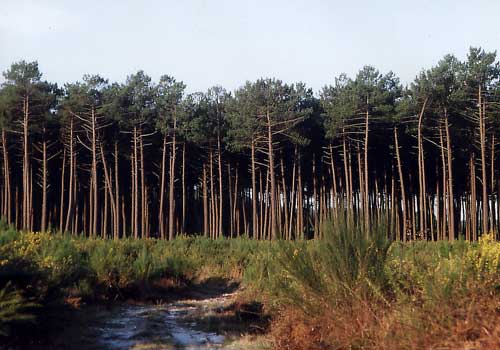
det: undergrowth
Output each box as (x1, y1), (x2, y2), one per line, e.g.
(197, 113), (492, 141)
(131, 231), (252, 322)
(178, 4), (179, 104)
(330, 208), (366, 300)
(0, 220), (499, 349)
(251, 219), (500, 350)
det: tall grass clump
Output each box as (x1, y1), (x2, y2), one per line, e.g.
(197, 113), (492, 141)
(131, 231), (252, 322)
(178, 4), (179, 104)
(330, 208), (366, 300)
(266, 217), (391, 312)
(265, 217), (392, 349)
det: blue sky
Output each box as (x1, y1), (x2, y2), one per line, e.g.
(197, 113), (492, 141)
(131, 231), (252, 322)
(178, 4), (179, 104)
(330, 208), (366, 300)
(1, 0), (499, 93)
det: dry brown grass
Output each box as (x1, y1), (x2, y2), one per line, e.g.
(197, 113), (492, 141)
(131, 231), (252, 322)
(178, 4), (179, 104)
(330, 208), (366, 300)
(271, 288), (500, 350)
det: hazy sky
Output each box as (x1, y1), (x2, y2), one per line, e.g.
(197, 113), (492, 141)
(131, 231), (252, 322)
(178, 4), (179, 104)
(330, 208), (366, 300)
(1, 0), (499, 93)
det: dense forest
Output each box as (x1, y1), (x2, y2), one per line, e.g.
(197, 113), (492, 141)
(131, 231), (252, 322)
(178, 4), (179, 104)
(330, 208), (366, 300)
(0, 47), (499, 241)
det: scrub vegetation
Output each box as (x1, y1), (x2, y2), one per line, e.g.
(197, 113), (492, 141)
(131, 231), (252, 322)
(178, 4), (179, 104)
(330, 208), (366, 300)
(1, 219), (499, 349)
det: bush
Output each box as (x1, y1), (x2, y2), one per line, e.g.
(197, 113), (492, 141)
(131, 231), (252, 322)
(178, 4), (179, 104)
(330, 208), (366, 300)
(255, 218), (391, 313)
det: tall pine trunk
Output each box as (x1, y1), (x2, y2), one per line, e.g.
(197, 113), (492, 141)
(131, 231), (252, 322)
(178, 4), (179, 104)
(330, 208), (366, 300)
(202, 163), (208, 237)
(417, 98), (428, 239)
(364, 109), (370, 231)
(478, 86), (488, 234)
(168, 115), (177, 240)
(22, 95), (31, 230)
(64, 118), (75, 233)
(251, 141), (258, 239)
(114, 142), (120, 239)
(266, 110), (277, 239)
(41, 137), (47, 232)
(159, 135), (167, 239)
(394, 127), (407, 241)
(444, 111), (455, 239)
(2, 130), (11, 224)
(182, 142), (186, 233)
(217, 132), (223, 238)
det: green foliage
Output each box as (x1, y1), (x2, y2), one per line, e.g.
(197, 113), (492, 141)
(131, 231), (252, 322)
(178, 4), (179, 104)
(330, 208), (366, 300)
(0, 231), (271, 300)
(0, 224), (18, 245)
(0, 225), (499, 342)
(243, 219), (500, 318)
(386, 233), (500, 305)
(248, 219), (391, 314)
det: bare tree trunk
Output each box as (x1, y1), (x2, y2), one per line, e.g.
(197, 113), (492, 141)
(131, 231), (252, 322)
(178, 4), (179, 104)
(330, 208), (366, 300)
(217, 133), (223, 238)
(83, 194), (87, 236)
(130, 150), (135, 238)
(29, 166), (33, 230)
(159, 135), (167, 239)
(202, 164), (208, 237)
(417, 98), (428, 239)
(471, 154), (477, 240)
(348, 150), (354, 221)
(114, 142), (120, 239)
(390, 170), (396, 239)
(356, 146), (363, 223)
(122, 196), (126, 238)
(74, 202), (79, 235)
(259, 169), (263, 239)
(100, 144), (117, 240)
(491, 134), (495, 233)
(22, 95), (30, 230)
(89, 177), (93, 236)
(182, 142), (186, 233)
(263, 170), (270, 240)
(15, 187), (18, 230)
(139, 131), (147, 238)
(251, 141), (258, 239)
(103, 178), (108, 237)
(133, 127), (139, 238)
(209, 147), (215, 238)
(59, 149), (66, 232)
(436, 176), (441, 240)
(394, 127), (407, 241)
(478, 86), (488, 234)
(241, 190), (247, 236)
(297, 151), (303, 239)
(498, 179), (500, 240)
(364, 109), (370, 231)
(1, 130), (11, 224)
(91, 107), (98, 237)
(228, 163), (233, 237)
(64, 118), (75, 233)
(280, 154), (289, 240)
(277, 179), (282, 235)
(444, 112), (455, 240)
(41, 138), (47, 232)
(266, 111), (277, 239)
(343, 132), (351, 213)
(329, 143), (338, 217)
(439, 127), (448, 240)
(312, 154), (319, 238)
(168, 115), (177, 240)
(233, 164), (239, 236)
(288, 147), (297, 240)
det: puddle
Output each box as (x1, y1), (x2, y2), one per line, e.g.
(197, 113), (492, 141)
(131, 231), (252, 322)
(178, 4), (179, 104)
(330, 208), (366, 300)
(66, 294), (238, 350)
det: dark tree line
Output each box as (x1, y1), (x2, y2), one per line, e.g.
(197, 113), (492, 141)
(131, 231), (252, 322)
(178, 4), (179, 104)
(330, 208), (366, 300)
(0, 47), (499, 240)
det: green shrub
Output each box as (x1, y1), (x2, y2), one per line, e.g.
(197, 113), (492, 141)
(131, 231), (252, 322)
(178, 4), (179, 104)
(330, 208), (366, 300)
(248, 218), (392, 313)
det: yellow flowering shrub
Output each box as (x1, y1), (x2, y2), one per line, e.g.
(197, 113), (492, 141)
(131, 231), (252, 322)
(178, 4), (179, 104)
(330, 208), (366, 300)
(0, 232), (83, 286)
(466, 232), (500, 279)
(386, 236), (500, 304)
